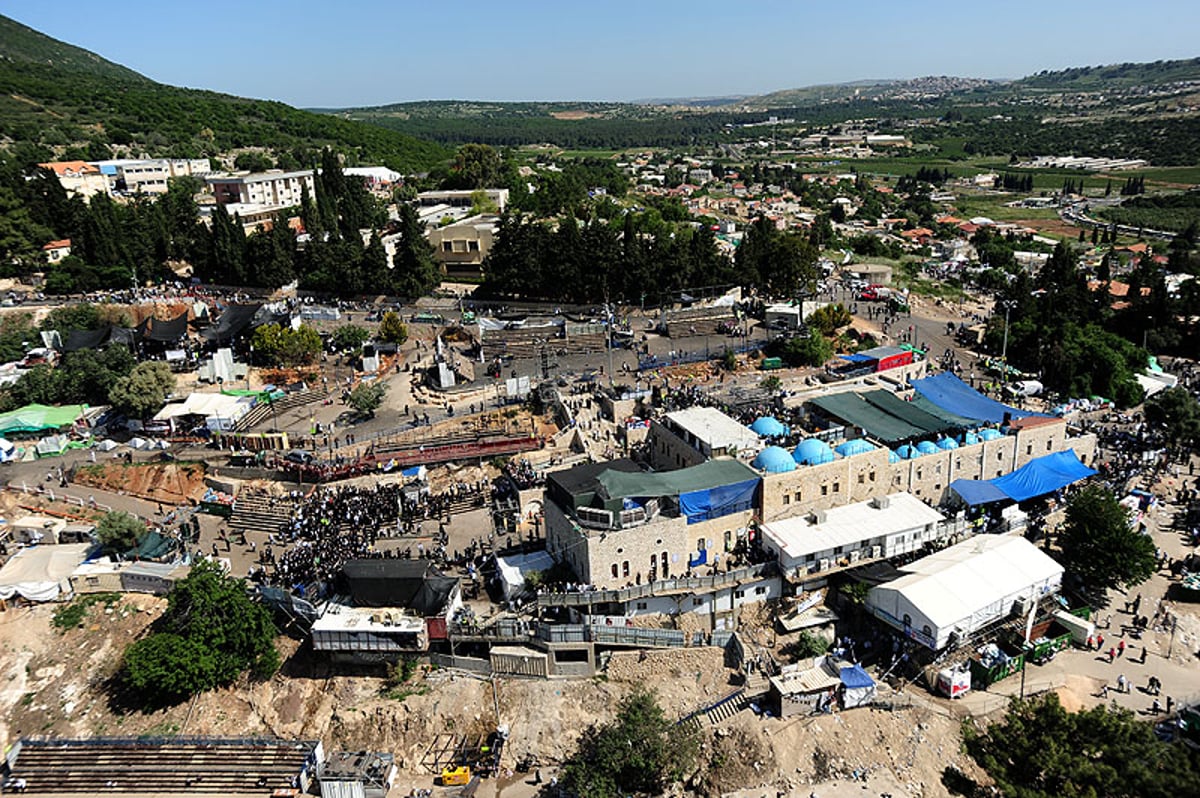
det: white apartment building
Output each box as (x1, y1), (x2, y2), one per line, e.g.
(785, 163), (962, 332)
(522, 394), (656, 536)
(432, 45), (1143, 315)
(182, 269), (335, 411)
(206, 169), (316, 207)
(92, 158), (213, 194)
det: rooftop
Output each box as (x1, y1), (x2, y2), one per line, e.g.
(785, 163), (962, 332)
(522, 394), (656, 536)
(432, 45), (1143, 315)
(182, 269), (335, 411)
(761, 493), (944, 560)
(663, 406), (760, 453)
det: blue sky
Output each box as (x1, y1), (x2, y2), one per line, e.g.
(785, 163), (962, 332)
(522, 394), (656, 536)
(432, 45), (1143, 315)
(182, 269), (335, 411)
(4, 1), (1198, 107)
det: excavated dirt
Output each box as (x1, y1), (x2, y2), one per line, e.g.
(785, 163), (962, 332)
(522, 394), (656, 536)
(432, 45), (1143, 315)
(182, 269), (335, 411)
(72, 462), (209, 505)
(0, 597), (999, 797)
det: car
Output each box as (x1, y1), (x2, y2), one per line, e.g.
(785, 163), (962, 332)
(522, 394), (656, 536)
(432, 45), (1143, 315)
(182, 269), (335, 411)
(284, 450), (315, 465)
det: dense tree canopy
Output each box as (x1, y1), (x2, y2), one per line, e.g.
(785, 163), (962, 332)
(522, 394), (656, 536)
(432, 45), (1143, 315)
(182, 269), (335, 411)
(122, 559), (279, 706)
(1144, 387), (1200, 449)
(108, 361), (176, 419)
(560, 689), (698, 798)
(1059, 484), (1156, 595)
(964, 693), (1200, 798)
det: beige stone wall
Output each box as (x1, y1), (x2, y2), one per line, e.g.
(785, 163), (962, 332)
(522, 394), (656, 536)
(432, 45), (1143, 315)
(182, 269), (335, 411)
(647, 419), (709, 471)
(762, 420), (1094, 523)
(546, 498), (752, 589)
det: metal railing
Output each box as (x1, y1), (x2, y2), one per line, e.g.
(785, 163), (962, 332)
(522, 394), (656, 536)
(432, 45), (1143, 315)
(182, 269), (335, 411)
(535, 561), (776, 607)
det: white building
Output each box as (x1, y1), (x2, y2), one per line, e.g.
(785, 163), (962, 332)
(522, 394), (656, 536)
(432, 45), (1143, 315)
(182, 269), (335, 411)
(648, 406), (761, 470)
(866, 534), (1064, 650)
(93, 158), (213, 194)
(206, 169), (316, 207)
(760, 493), (945, 578)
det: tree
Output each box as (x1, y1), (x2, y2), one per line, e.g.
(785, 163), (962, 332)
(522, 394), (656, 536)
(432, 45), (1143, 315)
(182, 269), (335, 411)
(330, 325), (370, 353)
(779, 333), (833, 367)
(449, 144), (502, 190)
(121, 559), (278, 706)
(95, 511), (147, 554)
(250, 323), (322, 367)
(40, 303), (103, 332)
(1145, 386), (1200, 449)
(807, 303), (852, 335)
(347, 381), (387, 418)
(560, 688), (698, 798)
(964, 693), (1199, 798)
(1059, 485), (1156, 595)
(108, 361), (176, 419)
(378, 311), (408, 344)
(390, 203), (441, 298)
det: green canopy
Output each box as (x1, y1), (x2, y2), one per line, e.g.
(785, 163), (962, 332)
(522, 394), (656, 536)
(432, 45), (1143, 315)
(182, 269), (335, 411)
(0, 404), (86, 436)
(596, 459), (758, 500)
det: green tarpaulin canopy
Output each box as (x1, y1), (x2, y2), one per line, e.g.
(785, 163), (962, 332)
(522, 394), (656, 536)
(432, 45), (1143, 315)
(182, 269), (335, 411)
(596, 459), (759, 500)
(0, 404), (86, 436)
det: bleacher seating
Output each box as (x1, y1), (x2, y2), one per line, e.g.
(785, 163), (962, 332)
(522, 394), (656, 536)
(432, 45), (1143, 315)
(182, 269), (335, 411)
(229, 491), (296, 536)
(8, 737), (319, 795)
(233, 388), (324, 432)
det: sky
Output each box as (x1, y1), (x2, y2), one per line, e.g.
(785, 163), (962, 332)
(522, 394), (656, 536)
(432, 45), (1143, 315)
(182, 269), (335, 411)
(4, 0), (1199, 108)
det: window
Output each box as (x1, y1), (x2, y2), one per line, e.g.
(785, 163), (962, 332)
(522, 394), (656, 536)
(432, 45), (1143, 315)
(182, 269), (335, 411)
(662, 551), (669, 577)
(834, 546), (843, 554)
(1047, 440), (1053, 451)
(1027, 444), (1033, 455)
(923, 625), (933, 637)
(636, 602), (648, 610)
(442, 241), (452, 252)
(821, 485), (828, 496)
(697, 538), (706, 551)
(833, 482), (840, 493)
(611, 564), (618, 578)
(468, 240), (480, 252)
(782, 494), (791, 505)
(869, 471), (876, 482)
(734, 590), (745, 599)
(622, 561), (630, 577)
(858, 473), (865, 484)
(997, 452), (1004, 462)
(693, 598), (704, 607)
(650, 553), (657, 572)
(754, 586), (767, 595)
(903, 614), (912, 627)
(916, 468), (923, 480)
(935, 463), (942, 474)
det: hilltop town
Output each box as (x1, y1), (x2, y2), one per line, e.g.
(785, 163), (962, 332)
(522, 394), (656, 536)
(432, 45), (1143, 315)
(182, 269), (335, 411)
(1, 12), (1200, 798)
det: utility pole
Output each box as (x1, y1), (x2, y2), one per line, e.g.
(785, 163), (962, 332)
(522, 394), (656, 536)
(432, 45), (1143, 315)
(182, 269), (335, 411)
(999, 299), (1017, 385)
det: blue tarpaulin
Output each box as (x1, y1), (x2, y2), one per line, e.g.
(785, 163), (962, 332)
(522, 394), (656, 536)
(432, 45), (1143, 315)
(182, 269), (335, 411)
(839, 353), (873, 362)
(840, 664), (876, 689)
(911, 372), (1047, 424)
(678, 478), (758, 524)
(950, 450), (1096, 505)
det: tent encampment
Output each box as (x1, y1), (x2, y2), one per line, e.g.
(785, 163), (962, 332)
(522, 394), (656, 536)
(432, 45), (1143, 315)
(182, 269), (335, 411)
(0, 542), (92, 602)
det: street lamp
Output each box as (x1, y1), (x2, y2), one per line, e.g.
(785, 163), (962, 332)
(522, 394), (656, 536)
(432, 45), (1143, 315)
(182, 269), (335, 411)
(999, 299), (1018, 385)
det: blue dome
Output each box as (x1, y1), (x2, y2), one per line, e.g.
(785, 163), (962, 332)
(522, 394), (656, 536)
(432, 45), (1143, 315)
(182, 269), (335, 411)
(750, 416), (788, 437)
(980, 428), (1002, 441)
(888, 449), (902, 463)
(962, 432), (980, 446)
(753, 445), (797, 473)
(916, 440), (940, 455)
(896, 444), (922, 459)
(835, 438), (876, 457)
(937, 437), (959, 450)
(793, 438), (835, 465)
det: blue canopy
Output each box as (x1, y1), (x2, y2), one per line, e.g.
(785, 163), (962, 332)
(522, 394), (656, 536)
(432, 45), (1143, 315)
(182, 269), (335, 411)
(840, 664), (875, 689)
(911, 372), (1047, 424)
(839, 353), (873, 363)
(950, 449), (1096, 505)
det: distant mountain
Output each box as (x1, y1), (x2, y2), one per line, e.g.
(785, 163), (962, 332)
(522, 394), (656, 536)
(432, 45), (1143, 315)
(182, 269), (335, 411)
(0, 14), (449, 172)
(1013, 57), (1200, 90)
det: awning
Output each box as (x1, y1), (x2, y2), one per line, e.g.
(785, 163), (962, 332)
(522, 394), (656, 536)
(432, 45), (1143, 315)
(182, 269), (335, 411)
(950, 449), (1096, 505)
(910, 372), (1047, 425)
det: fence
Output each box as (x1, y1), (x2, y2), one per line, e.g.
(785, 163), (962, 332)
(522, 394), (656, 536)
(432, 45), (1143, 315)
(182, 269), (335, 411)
(4, 483), (112, 513)
(536, 562), (776, 607)
(428, 653), (491, 674)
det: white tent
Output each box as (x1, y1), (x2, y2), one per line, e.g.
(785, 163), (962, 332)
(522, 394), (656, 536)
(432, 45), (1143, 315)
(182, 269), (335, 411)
(0, 543), (91, 602)
(95, 439), (120, 452)
(0, 437), (16, 463)
(496, 550), (555, 602)
(866, 535), (1063, 650)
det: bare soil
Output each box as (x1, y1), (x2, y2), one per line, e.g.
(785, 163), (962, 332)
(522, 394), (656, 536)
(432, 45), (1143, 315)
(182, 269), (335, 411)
(73, 462), (209, 505)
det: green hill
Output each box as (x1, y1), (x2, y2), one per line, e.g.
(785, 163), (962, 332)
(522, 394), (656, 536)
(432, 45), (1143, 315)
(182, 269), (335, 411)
(0, 14), (449, 172)
(0, 15), (149, 82)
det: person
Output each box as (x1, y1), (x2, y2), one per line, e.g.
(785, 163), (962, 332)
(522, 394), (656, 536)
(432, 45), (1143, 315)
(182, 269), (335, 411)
(1118, 639), (1126, 657)
(1117, 674), (1128, 693)
(1108, 647), (1116, 663)
(1167, 696), (1174, 714)
(1139, 645), (1148, 664)
(1152, 698), (1162, 714)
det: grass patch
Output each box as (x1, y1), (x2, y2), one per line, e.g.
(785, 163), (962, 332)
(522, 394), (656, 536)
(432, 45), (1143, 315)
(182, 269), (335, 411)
(384, 684), (430, 702)
(51, 592), (122, 631)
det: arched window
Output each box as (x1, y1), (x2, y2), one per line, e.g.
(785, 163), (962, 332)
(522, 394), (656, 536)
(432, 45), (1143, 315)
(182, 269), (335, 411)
(622, 560), (630, 578)
(611, 563), (618, 579)
(661, 551), (670, 577)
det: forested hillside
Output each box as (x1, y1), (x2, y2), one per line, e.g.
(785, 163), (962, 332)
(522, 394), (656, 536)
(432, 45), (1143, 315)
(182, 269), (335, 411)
(0, 14), (448, 172)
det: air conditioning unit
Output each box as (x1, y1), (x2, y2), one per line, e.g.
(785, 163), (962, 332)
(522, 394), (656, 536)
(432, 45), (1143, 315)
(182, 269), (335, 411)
(870, 545), (882, 559)
(818, 558), (831, 572)
(848, 550), (861, 563)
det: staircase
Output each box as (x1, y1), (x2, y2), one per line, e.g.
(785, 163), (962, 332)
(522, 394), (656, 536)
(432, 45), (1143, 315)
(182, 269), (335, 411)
(233, 389), (324, 432)
(229, 491), (295, 536)
(678, 688), (754, 732)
